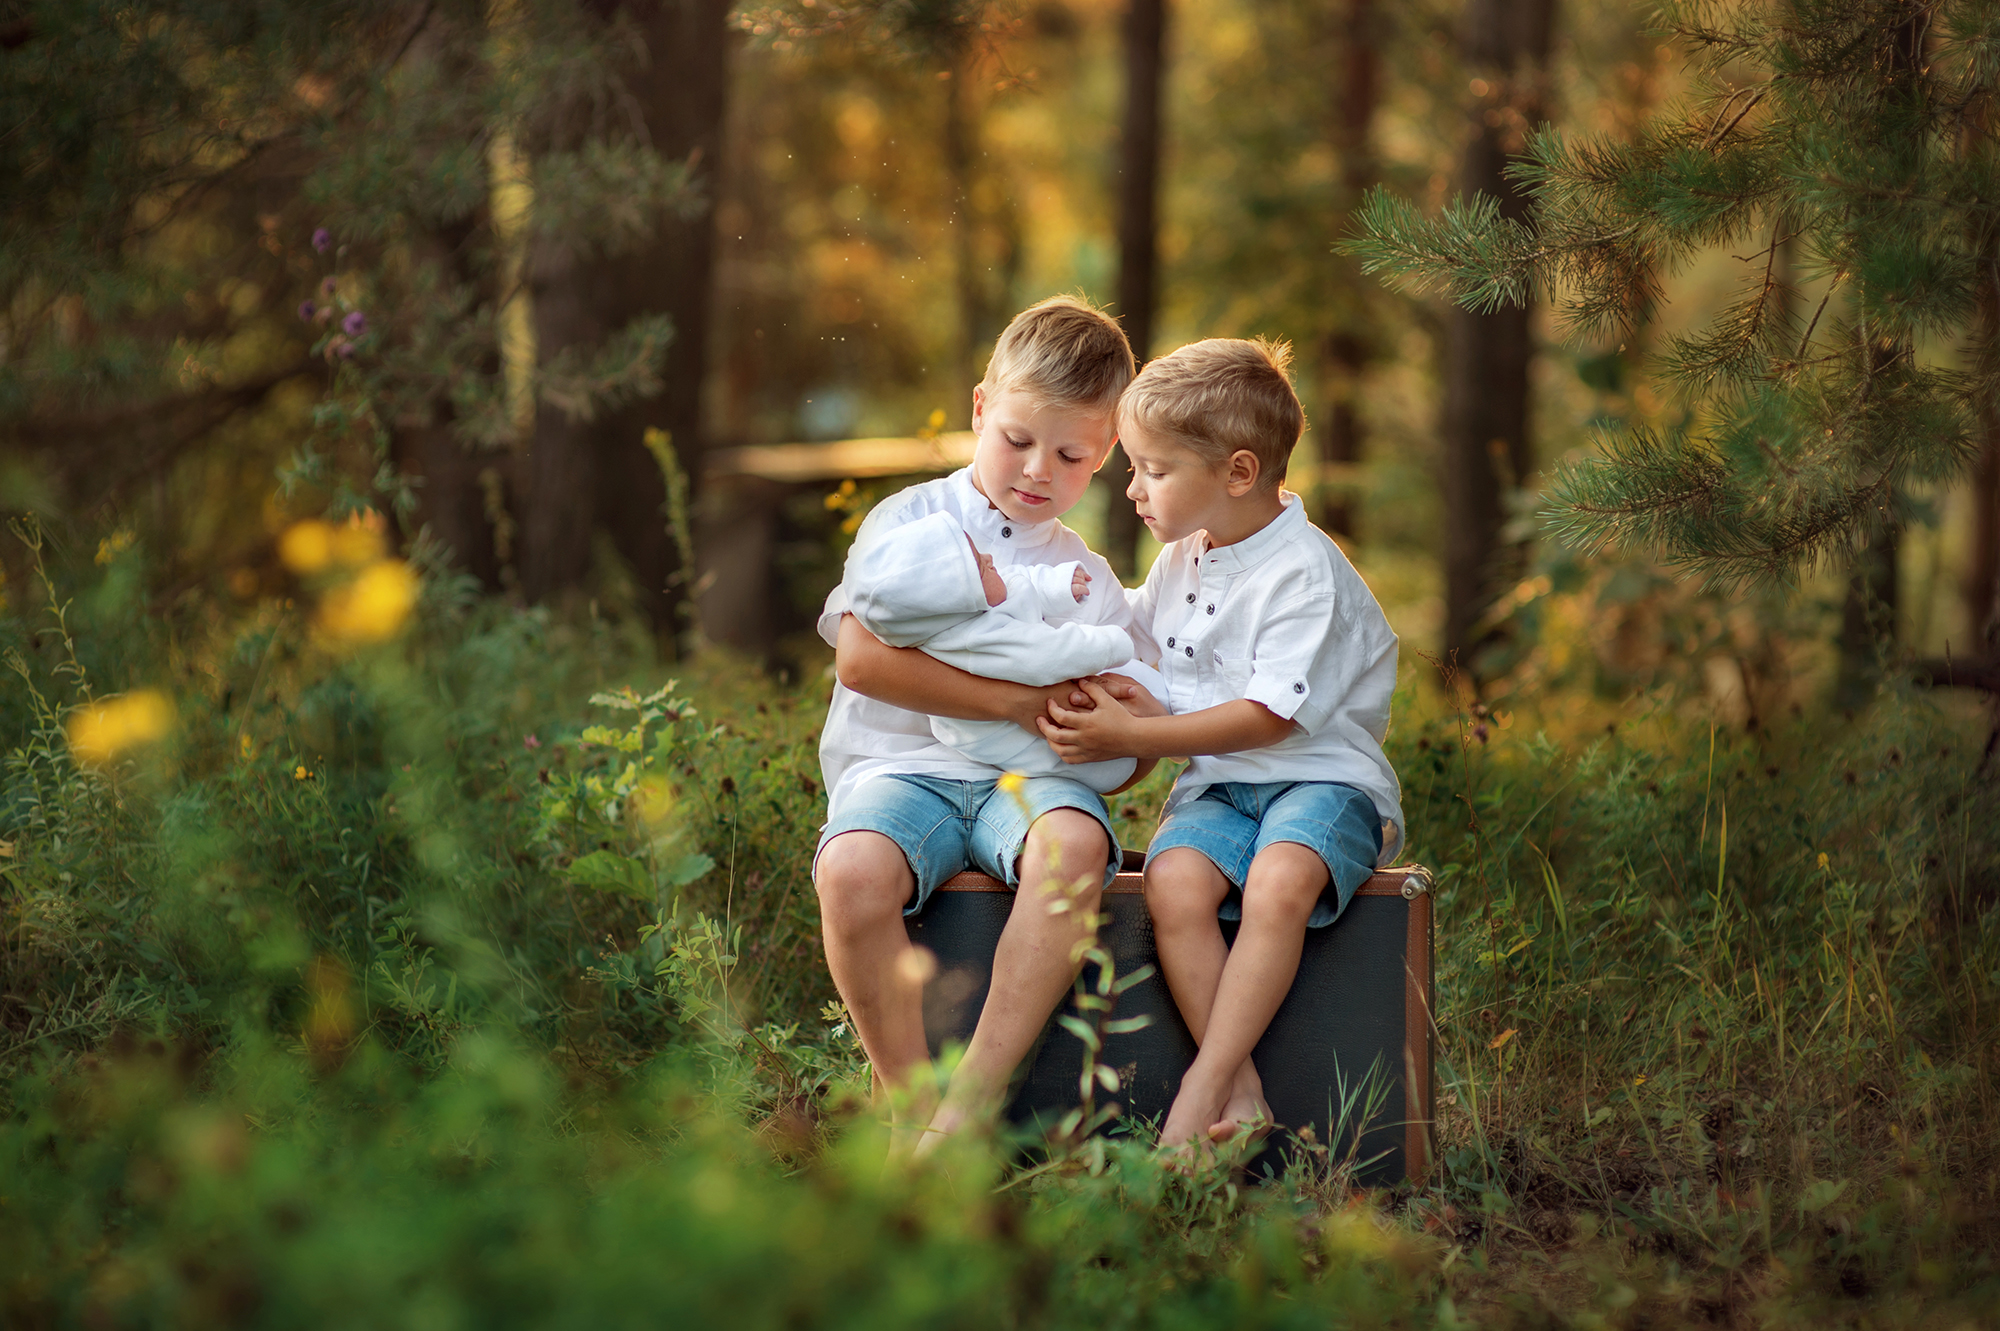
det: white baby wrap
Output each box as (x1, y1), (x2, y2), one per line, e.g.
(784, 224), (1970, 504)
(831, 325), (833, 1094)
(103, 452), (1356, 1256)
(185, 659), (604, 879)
(843, 511), (1151, 792)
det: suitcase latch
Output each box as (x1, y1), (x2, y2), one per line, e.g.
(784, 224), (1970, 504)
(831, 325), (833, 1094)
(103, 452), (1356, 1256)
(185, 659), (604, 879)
(1399, 869), (1432, 899)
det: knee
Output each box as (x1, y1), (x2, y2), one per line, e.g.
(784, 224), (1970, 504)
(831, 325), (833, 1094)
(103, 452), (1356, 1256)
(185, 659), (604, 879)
(1022, 809), (1109, 878)
(1237, 867), (1322, 931)
(814, 833), (913, 931)
(1144, 851), (1224, 932)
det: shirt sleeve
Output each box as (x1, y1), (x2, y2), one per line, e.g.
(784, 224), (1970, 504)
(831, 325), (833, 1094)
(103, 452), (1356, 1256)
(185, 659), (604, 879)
(1071, 549), (1133, 636)
(1243, 592), (1345, 734)
(815, 486), (932, 649)
(1123, 553), (1166, 667)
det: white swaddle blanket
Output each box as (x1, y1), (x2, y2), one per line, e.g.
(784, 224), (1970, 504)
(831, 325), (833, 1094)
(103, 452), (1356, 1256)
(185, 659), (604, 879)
(843, 511), (1156, 792)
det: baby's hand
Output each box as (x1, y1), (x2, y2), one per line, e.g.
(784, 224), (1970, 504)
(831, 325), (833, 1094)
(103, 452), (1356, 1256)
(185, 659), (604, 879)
(1070, 566), (1091, 603)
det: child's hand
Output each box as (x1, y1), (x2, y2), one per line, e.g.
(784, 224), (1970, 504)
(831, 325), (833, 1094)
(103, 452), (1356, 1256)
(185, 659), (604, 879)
(1070, 566), (1091, 603)
(1090, 673), (1165, 716)
(1039, 678), (1142, 764)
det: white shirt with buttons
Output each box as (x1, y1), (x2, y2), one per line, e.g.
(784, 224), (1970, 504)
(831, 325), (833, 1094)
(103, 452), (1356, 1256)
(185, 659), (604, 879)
(816, 467), (1133, 819)
(1128, 492), (1404, 863)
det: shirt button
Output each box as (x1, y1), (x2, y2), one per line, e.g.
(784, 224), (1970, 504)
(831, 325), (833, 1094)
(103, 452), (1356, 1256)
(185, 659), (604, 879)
(1185, 593), (1196, 603)
(1185, 646), (1195, 657)
(1293, 682), (1305, 693)
(1206, 604), (1215, 615)
(1167, 637), (1176, 648)
(1001, 526), (1012, 538)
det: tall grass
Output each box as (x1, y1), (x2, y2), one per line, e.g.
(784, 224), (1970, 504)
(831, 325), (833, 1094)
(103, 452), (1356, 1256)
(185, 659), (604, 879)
(3, 525), (1996, 1327)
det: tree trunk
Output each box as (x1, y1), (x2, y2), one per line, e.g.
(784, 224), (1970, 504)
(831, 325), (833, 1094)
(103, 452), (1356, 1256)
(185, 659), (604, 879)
(1834, 13), (1926, 703)
(1440, 0), (1553, 670)
(1967, 148), (2000, 659)
(518, 0), (731, 639)
(1969, 420), (2000, 657)
(1100, 0), (1166, 581)
(1319, 0), (1381, 541)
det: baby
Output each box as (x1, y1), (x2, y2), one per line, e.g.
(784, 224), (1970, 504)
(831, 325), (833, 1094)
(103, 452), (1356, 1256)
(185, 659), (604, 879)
(843, 510), (1157, 792)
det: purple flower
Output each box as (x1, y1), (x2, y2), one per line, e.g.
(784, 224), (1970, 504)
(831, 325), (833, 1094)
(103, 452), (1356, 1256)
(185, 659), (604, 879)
(335, 339), (355, 359)
(321, 277), (337, 296)
(523, 734), (541, 750)
(342, 310), (367, 337)
(298, 300), (316, 321)
(311, 227), (332, 252)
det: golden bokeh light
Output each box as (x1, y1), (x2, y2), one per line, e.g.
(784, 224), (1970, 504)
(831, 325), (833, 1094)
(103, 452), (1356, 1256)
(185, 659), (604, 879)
(278, 519), (335, 574)
(280, 512), (384, 575)
(316, 559), (419, 644)
(66, 690), (176, 766)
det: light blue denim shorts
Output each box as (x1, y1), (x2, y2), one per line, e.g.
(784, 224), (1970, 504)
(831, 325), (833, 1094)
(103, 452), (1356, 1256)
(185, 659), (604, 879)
(1147, 780), (1382, 928)
(815, 773), (1119, 916)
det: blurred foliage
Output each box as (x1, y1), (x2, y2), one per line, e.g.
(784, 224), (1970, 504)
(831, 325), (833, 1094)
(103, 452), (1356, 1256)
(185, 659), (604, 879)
(1349, 0), (1998, 586)
(5, 518), (1997, 1326)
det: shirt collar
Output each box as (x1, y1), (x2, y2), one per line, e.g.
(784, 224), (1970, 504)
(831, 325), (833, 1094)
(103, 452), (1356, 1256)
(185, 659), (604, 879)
(950, 467), (1061, 551)
(1196, 491), (1307, 576)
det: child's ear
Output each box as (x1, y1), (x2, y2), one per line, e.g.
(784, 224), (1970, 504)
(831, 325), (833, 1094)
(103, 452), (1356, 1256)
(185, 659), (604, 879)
(971, 383), (986, 431)
(1225, 449), (1261, 496)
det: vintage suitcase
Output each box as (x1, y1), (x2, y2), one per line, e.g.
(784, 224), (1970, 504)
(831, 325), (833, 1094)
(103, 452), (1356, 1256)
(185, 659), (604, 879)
(905, 850), (1435, 1185)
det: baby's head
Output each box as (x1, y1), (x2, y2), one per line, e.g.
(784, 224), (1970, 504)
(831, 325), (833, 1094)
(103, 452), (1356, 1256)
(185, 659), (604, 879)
(1115, 338), (1305, 543)
(969, 296), (1135, 525)
(967, 535), (1007, 607)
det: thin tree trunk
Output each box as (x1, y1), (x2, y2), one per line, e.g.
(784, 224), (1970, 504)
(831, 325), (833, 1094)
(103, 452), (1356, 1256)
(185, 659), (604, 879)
(1441, 0), (1553, 669)
(1320, 0), (1380, 541)
(1967, 146), (2000, 659)
(944, 60), (982, 411)
(1835, 12), (1925, 703)
(518, 0), (731, 638)
(1969, 417), (2000, 656)
(1100, 0), (1166, 580)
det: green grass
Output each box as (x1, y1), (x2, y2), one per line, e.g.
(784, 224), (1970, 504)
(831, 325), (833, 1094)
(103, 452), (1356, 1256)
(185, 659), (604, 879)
(3, 527), (1996, 1327)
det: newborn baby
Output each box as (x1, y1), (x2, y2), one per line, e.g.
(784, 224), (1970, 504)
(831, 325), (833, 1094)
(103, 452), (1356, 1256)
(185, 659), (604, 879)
(843, 510), (1158, 792)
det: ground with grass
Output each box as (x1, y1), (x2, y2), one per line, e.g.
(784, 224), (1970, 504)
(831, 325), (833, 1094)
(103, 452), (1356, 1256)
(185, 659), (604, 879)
(3, 539), (1997, 1328)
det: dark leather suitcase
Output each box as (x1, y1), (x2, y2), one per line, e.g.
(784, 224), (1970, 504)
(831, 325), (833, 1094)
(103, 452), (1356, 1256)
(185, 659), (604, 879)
(905, 851), (1435, 1184)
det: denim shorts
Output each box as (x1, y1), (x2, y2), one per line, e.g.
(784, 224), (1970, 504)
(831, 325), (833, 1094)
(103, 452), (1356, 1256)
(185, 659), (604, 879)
(815, 773), (1119, 916)
(1147, 780), (1382, 928)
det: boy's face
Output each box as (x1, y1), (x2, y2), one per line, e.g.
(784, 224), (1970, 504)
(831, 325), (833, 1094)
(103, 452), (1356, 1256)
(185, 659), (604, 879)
(1121, 420), (1229, 546)
(968, 386), (1115, 526)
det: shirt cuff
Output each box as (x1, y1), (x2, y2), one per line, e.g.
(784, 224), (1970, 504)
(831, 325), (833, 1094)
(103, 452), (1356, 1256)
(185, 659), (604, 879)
(1244, 668), (1313, 727)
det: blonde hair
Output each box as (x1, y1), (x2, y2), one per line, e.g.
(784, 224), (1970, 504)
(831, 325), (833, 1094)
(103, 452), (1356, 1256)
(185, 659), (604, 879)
(980, 295), (1136, 415)
(1117, 337), (1304, 488)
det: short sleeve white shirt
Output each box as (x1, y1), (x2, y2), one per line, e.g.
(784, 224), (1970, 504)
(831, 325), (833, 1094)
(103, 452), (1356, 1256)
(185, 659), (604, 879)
(816, 468), (1131, 819)
(1129, 493), (1404, 862)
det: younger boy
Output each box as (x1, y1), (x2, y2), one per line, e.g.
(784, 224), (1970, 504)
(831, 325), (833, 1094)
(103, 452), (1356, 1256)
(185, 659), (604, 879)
(1039, 338), (1402, 1152)
(814, 295), (1140, 1155)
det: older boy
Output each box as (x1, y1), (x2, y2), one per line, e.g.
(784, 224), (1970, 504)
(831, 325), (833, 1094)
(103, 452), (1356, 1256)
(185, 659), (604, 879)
(815, 295), (1140, 1155)
(1039, 338), (1403, 1153)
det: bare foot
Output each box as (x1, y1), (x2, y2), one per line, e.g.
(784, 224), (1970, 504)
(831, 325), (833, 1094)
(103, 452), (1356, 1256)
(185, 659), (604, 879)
(1158, 1069), (1230, 1154)
(882, 1081), (940, 1165)
(1207, 1089), (1273, 1144)
(1206, 1063), (1273, 1144)
(910, 1098), (974, 1161)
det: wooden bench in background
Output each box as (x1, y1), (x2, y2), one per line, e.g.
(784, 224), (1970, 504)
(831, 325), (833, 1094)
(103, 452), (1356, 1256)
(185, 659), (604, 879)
(905, 850), (1435, 1184)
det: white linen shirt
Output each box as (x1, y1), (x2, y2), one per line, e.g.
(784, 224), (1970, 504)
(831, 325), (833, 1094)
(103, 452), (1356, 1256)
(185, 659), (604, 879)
(816, 468), (1133, 819)
(1128, 492), (1404, 862)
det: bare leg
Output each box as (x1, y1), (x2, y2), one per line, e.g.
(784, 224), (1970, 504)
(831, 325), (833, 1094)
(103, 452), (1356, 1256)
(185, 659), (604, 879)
(814, 831), (933, 1146)
(1144, 849), (1270, 1145)
(916, 809), (1107, 1155)
(1150, 842), (1327, 1149)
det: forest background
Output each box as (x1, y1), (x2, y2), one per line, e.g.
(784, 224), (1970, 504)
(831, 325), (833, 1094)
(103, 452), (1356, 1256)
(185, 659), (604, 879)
(2, 1), (1997, 1327)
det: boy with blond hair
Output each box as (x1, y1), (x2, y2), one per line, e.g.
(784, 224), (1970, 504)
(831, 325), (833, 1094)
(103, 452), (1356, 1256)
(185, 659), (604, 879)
(815, 295), (1145, 1155)
(1039, 338), (1403, 1153)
